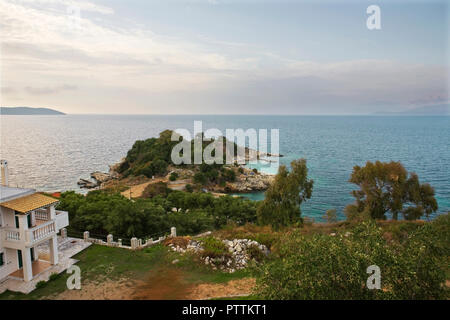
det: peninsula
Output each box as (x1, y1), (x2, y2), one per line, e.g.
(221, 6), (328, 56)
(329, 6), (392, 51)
(0, 106), (65, 115)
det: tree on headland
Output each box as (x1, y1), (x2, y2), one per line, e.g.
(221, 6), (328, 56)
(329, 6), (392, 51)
(257, 158), (313, 229)
(323, 208), (338, 223)
(345, 161), (438, 220)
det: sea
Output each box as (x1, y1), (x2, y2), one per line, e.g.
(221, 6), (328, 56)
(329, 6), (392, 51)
(1, 114), (449, 221)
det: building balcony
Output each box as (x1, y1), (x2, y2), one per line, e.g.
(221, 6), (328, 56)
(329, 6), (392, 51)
(1, 210), (68, 249)
(35, 209), (69, 230)
(1, 220), (57, 249)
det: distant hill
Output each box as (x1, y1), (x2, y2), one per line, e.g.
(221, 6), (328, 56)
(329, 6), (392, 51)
(0, 106), (65, 115)
(400, 104), (449, 115)
(374, 104), (449, 116)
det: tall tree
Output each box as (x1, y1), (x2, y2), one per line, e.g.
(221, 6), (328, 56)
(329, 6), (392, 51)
(345, 161), (438, 220)
(257, 158), (313, 229)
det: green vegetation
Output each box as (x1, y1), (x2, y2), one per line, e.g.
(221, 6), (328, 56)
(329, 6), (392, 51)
(0, 244), (251, 300)
(256, 159), (313, 229)
(254, 215), (449, 300)
(346, 161), (438, 220)
(57, 189), (257, 239)
(200, 237), (230, 258)
(169, 172), (179, 181)
(118, 130), (175, 178)
(142, 181), (171, 198)
(48, 147), (449, 301)
(117, 130), (242, 185)
(323, 208), (338, 223)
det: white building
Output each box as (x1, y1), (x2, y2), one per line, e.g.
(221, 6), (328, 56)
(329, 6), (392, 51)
(0, 160), (69, 283)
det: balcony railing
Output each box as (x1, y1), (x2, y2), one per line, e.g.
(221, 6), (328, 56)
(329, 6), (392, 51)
(4, 228), (20, 241)
(28, 220), (56, 243)
(1, 221), (56, 247)
(35, 209), (50, 221)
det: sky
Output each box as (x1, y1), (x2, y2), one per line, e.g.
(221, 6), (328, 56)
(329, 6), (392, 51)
(0, 0), (449, 114)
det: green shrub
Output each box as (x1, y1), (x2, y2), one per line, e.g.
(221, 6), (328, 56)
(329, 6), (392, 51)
(169, 172), (179, 181)
(251, 233), (278, 249)
(255, 218), (448, 300)
(323, 209), (338, 223)
(201, 237), (230, 258)
(35, 281), (47, 289)
(142, 182), (171, 198)
(247, 244), (265, 262)
(185, 184), (193, 192)
(49, 273), (59, 281)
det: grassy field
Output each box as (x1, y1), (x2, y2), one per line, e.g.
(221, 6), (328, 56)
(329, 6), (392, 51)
(0, 244), (251, 300)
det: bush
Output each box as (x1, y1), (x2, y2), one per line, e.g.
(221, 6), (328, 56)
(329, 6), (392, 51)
(49, 273), (59, 281)
(247, 244), (266, 262)
(168, 210), (214, 236)
(251, 233), (278, 250)
(201, 237), (230, 258)
(194, 172), (207, 185)
(142, 182), (171, 198)
(255, 218), (448, 300)
(35, 281), (47, 289)
(323, 209), (338, 223)
(169, 172), (179, 181)
(185, 184), (193, 193)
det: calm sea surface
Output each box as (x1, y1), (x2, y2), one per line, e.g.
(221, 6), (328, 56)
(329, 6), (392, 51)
(1, 115), (449, 220)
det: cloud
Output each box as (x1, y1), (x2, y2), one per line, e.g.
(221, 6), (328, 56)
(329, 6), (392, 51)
(24, 84), (78, 95)
(0, 0), (447, 114)
(10, 0), (114, 15)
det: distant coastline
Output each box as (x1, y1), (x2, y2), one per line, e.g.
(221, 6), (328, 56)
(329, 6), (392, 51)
(373, 104), (449, 116)
(0, 106), (65, 115)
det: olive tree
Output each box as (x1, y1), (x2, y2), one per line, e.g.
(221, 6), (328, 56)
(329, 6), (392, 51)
(256, 158), (313, 228)
(346, 161), (437, 220)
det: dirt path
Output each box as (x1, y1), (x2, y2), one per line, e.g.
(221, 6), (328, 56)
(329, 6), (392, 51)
(54, 278), (140, 300)
(53, 270), (255, 300)
(120, 178), (167, 199)
(187, 278), (256, 300)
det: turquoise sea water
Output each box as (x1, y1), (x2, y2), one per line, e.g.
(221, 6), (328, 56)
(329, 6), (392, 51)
(1, 115), (449, 220)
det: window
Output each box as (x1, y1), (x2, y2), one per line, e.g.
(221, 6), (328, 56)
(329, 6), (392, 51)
(0, 252), (4, 267)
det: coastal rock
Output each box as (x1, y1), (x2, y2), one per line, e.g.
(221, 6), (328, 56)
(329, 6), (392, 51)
(225, 173), (274, 193)
(77, 178), (97, 189)
(91, 171), (114, 184)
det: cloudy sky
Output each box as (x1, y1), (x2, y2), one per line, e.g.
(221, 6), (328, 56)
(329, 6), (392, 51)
(0, 0), (448, 114)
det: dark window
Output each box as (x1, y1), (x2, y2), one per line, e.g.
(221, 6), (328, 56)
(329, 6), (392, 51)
(0, 252), (4, 266)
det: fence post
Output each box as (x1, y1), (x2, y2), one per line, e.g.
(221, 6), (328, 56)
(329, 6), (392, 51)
(171, 227), (177, 238)
(61, 228), (67, 239)
(83, 231), (90, 242)
(131, 237), (138, 250)
(107, 234), (113, 246)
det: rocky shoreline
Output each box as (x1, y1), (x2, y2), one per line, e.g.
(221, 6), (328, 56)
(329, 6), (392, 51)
(77, 160), (123, 189)
(79, 154), (276, 194)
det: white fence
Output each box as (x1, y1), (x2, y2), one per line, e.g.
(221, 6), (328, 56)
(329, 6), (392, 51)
(82, 226), (177, 250)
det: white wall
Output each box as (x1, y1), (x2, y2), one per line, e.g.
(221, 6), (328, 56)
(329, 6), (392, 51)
(0, 248), (19, 281)
(0, 207), (20, 281)
(0, 207), (16, 228)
